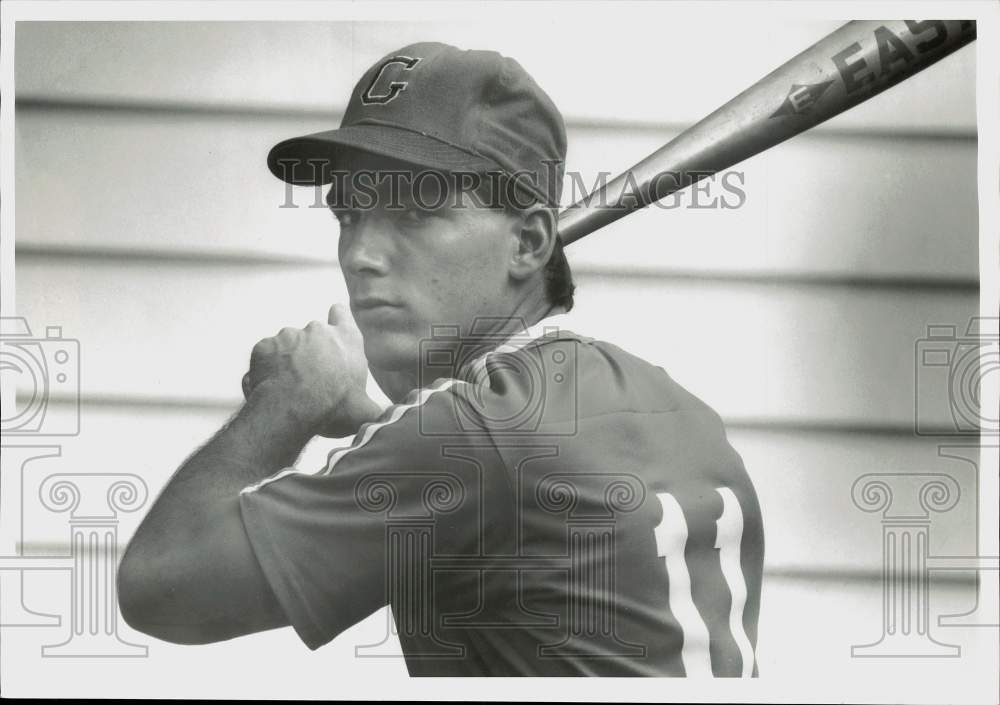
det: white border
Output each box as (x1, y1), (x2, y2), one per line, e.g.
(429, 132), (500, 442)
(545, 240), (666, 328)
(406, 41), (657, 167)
(1, 2), (997, 702)
(0, 0), (998, 21)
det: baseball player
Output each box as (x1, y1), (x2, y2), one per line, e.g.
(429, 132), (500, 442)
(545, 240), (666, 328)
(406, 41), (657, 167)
(118, 42), (764, 677)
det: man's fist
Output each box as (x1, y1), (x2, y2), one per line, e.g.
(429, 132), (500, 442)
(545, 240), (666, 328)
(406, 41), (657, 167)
(242, 304), (382, 438)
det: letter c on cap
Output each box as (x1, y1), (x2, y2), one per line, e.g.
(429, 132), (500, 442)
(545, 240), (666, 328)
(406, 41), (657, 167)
(361, 56), (421, 105)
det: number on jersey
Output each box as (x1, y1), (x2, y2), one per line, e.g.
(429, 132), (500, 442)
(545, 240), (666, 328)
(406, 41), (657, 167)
(653, 488), (755, 677)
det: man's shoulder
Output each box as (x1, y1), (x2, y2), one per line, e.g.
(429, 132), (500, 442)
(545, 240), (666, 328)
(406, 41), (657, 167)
(510, 328), (722, 419)
(352, 327), (732, 463)
(465, 328), (735, 461)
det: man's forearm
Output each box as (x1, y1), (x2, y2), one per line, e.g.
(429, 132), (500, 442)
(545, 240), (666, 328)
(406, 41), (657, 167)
(118, 310), (385, 642)
(117, 383), (318, 640)
(127, 384), (315, 550)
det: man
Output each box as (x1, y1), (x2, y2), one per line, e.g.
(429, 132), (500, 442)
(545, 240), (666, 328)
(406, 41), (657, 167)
(118, 42), (764, 677)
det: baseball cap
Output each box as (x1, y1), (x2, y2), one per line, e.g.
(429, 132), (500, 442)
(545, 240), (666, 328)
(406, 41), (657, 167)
(267, 42), (566, 207)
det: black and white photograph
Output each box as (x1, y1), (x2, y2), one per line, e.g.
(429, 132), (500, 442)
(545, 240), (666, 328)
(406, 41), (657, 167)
(0, 1), (997, 701)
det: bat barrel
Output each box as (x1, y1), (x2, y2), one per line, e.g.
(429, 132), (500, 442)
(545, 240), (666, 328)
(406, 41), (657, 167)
(558, 20), (976, 246)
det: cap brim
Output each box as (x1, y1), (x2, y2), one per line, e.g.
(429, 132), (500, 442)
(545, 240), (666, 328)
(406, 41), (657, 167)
(267, 124), (498, 185)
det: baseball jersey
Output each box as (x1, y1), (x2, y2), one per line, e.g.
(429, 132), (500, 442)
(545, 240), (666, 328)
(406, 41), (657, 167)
(238, 315), (764, 676)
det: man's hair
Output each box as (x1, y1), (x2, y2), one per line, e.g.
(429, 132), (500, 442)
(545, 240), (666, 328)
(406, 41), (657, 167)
(542, 236), (575, 313)
(471, 173), (575, 312)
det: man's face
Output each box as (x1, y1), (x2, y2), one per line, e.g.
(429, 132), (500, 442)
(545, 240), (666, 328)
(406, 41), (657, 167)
(331, 153), (519, 375)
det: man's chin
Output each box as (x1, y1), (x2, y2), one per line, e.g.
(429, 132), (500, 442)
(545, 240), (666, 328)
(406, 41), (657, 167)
(361, 332), (418, 375)
(369, 367), (420, 405)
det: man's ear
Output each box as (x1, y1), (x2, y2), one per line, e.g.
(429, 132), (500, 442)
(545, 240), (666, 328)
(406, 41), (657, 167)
(509, 204), (557, 281)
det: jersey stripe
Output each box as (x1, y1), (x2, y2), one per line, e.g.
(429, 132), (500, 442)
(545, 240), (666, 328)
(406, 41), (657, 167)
(654, 492), (713, 677)
(240, 378), (457, 495)
(320, 378), (457, 476)
(245, 314), (570, 495)
(715, 487), (755, 677)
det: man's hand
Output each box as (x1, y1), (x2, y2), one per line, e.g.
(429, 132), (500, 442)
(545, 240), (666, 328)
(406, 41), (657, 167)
(242, 303), (382, 438)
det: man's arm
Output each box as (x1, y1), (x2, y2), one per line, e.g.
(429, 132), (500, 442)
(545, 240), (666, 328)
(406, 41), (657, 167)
(118, 305), (382, 644)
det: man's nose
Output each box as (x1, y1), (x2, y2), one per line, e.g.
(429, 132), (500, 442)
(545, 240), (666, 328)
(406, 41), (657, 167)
(341, 216), (391, 276)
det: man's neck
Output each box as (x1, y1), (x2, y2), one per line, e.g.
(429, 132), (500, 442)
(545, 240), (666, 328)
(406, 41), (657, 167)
(372, 295), (565, 405)
(421, 295), (564, 385)
(470, 299), (564, 345)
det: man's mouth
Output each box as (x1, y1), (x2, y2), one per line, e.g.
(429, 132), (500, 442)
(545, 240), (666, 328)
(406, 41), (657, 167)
(353, 296), (401, 311)
(352, 298), (407, 323)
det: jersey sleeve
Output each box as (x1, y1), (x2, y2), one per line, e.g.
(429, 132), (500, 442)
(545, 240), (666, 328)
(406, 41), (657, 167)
(648, 412), (765, 678)
(238, 381), (498, 650)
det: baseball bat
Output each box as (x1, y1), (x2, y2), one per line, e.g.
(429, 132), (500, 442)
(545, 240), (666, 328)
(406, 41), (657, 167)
(557, 20), (976, 246)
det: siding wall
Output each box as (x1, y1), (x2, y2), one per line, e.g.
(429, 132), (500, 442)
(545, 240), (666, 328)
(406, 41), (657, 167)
(8, 20), (987, 686)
